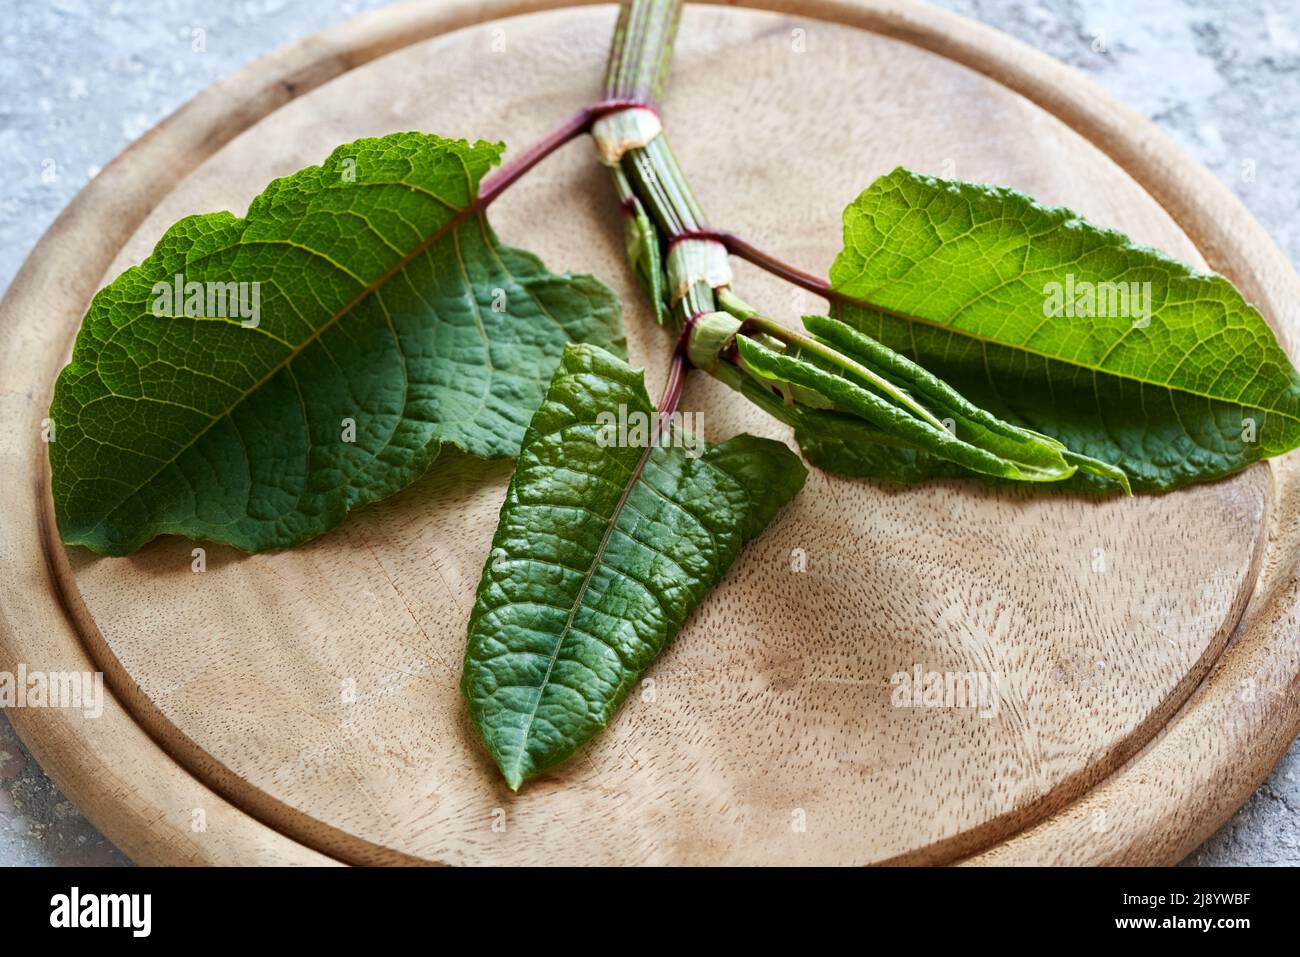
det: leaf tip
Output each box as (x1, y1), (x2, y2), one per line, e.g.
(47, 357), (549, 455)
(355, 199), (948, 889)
(500, 755), (528, 792)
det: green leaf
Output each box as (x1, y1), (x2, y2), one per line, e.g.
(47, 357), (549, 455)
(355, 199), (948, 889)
(822, 167), (1300, 491)
(461, 343), (806, 789)
(614, 166), (668, 326)
(734, 327), (1080, 484)
(49, 132), (624, 555)
(796, 313), (1131, 491)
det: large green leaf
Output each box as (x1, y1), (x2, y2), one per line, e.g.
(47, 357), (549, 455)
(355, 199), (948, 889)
(461, 344), (806, 789)
(819, 167), (1300, 491)
(49, 132), (623, 554)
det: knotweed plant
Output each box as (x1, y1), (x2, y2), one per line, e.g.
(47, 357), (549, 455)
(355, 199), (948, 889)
(48, 0), (1300, 788)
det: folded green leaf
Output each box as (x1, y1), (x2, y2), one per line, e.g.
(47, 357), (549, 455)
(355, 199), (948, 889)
(461, 343), (806, 789)
(611, 165), (668, 325)
(734, 330), (1078, 484)
(800, 314), (1131, 491)
(49, 132), (624, 554)
(823, 167), (1300, 491)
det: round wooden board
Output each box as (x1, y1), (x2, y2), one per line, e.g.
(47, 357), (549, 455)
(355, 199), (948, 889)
(2, 0), (1299, 866)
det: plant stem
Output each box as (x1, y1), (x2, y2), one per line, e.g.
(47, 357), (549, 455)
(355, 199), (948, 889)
(477, 98), (648, 208)
(704, 230), (836, 301)
(603, 0), (717, 331)
(602, 0), (900, 423)
(604, 0), (680, 113)
(600, 3), (834, 365)
(657, 349), (688, 418)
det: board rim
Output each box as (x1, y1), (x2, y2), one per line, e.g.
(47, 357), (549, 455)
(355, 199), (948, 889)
(1, 0), (1297, 866)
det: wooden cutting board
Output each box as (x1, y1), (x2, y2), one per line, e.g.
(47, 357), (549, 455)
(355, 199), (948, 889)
(3, 0), (1299, 866)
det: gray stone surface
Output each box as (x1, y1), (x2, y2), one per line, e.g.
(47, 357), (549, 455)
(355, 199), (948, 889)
(0, 0), (1295, 866)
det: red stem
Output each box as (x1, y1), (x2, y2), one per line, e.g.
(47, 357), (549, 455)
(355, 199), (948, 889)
(657, 349), (688, 416)
(673, 228), (843, 303)
(648, 316), (695, 442)
(476, 105), (857, 425)
(472, 97), (692, 432)
(478, 98), (654, 208)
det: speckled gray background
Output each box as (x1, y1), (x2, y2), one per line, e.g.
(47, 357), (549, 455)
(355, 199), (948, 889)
(1, 0), (1296, 866)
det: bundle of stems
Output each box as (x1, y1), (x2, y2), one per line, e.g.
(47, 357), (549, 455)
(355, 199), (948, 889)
(589, 0), (1128, 490)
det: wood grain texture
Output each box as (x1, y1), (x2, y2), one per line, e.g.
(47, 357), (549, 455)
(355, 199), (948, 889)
(0, 0), (1297, 865)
